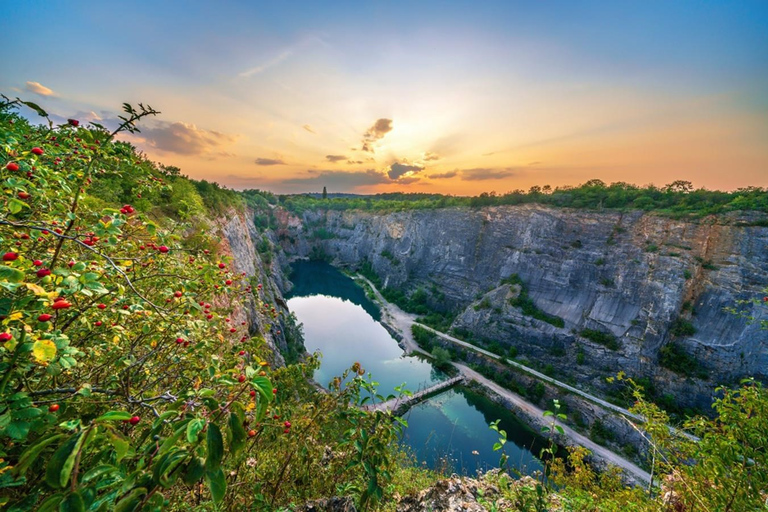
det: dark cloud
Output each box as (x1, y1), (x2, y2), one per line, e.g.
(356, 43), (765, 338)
(361, 118), (393, 152)
(388, 162), (424, 180)
(460, 168), (516, 181)
(284, 169), (388, 188)
(423, 151), (440, 161)
(140, 121), (237, 156)
(396, 176), (421, 185)
(429, 170), (458, 179)
(255, 158), (286, 166)
(325, 155), (347, 163)
(346, 160), (364, 165)
(302, 124), (316, 134)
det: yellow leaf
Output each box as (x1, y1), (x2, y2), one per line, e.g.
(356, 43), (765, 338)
(112, 336), (120, 344)
(32, 339), (56, 363)
(245, 402), (255, 412)
(25, 283), (47, 296)
(7, 312), (23, 321)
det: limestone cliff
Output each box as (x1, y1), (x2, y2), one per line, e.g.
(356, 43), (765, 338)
(210, 206), (295, 365)
(275, 204), (768, 408)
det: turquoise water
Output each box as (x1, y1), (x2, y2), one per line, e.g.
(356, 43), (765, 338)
(286, 260), (544, 475)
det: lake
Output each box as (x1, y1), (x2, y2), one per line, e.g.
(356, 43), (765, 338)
(286, 259), (544, 475)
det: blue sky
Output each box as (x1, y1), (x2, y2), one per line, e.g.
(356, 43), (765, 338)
(2, 1), (767, 193)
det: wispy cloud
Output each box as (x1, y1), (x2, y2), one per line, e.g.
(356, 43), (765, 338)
(139, 121), (238, 157)
(460, 167), (516, 181)
(302, 124), (316, 134)
(255, 157), (286, 166)
(25, 81), (56, 97)
(239, 50), (293, 77)
(429, 170), (458, 179)
(284, 169), (389, 189)
(325, 155), (347, 163)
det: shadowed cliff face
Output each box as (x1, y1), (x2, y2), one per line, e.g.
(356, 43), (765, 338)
(212, 207), (294, 366)
(275, 204), (768, 408)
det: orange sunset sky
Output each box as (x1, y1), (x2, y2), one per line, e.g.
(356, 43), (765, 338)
(2, 1), (767, 194)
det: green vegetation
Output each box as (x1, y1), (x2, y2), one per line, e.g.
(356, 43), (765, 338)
(430, 346), (452, 369)
(579, 328), (620, 350)
(278, 179), (768, 217)
(670, 317), (697, 337)
(659, 341), (707, 379)
(0, 99), (425, 511)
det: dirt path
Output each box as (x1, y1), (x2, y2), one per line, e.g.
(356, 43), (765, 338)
(354, 275), (652, 485)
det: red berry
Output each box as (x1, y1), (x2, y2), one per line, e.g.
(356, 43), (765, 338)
(237, 375), (246, 383)
(225, 279), (232, 286)
(763, 297), (768, 302)
(129, 416), (140, 425)
(68, 119), (79, 127)
(36, 268), (51, 278)
(249, 390), (256, 397)
(0, 332), (12, 342)
(176, 337), (185, 344)
(239, 350), (245, 356)
(158, 246), (169, 253)
(17, 191), (30, 199)
(49, 404), (60, 412)
(97, 303), (107, 309)
(230, 328), (236, 333)
(67, 260), (75, 267)
(95, 321), (102, 326)
(31, 147), (44, 155)
(174, 291), (182, 298)
(248, 429), (256, 437)
(6, 162), (19, 171)
(51, 301), (71, 310)
(272, 388), (277, 394)
(38, 314), (52, 322)
(32, 259), (43, 266)
(283, 428), (290, 434)
(283, 421), (291, 428)
(3, 252), (19, 261)
(218, 263), (225, 269)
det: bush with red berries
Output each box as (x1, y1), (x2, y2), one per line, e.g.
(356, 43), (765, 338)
(0, 99), (409, 510)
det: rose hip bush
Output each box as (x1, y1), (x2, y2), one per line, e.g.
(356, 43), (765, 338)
(0, 99), (406, 511)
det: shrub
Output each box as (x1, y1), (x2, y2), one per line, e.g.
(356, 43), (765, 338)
(579, 329), (620, 350)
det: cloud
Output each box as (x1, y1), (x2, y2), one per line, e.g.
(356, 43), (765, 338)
(284, 169), (389, 189)
(423, 151), (440, 161)
(361, 118), (393, 152)
(140, 121), (238, 156)
(239, 50), (293, 77)
(325, 155), (347, 163)
(302, 124), (316, 134)
(396, 176), (421, 185)
(387, 162), (424, 180)
(429, 170), (458, 179)
(25, 81), (55, 96)
(255, 157), (286, 166)
(460, 168), (516, 181)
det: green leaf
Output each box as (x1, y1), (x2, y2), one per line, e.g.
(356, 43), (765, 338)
(45, 434), (81, 489)
(94, 411), (132, 423)
(7, 198), (28, 214)
(36, 494), (64, 512)
(106, 430), (130, 462)
(251, 376), (274, 403)
(32, 339), (57, 363)
(113, 488), (147, 512)
(205, 467), (226, 505)
(81, 464), (118, 483)
(58, 491), (85, 512)
(153, 449), (188, 487)
(228, 412), (246, 456)
(0, 265), (24, 283)
(186, 418), (205, 443)
(182, 457), (206, 486)
(205, 424), (224, 472)
(14, 433), (67, 475)
(20, 100), (48, 117)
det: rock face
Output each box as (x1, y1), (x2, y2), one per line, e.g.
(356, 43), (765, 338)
(276, 205), (768, 408)
(212, 207), (294, 365)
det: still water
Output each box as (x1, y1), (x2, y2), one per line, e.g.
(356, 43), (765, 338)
(286, 260), (544, 475)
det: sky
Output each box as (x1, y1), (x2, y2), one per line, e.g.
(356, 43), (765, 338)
(2, 0), (767, 195)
